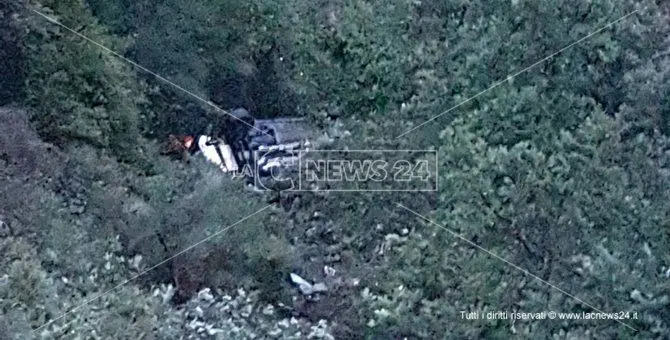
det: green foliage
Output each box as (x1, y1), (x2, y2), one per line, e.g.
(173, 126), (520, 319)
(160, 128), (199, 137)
(0, 237), (57, 339)
(0, 0), (27, 105)
(287, 0), (416, 117)
(114, 0), (301, 139)
(269, 0), (669, 147)
(359, 105), (670, 337)
(5, 0), (670, 338)
(73, 145), (293, 301)
(24, 2), (148, 163)
(0, 235), (174, 340)
(173, 166), (294, 298)
(335, 1), (670, 337)
(86, 0), (134, 35)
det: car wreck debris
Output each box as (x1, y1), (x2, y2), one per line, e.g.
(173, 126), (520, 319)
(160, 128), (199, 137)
(161, 108), (314, 188)
(289, 273), (328, 295)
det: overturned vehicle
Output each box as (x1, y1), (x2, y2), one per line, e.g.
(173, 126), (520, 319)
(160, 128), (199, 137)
(162, 109), (313, 189)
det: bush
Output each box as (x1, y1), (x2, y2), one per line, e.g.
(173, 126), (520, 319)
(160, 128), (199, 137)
(24, 2), (148, 163)
(0, 0), (27, 105)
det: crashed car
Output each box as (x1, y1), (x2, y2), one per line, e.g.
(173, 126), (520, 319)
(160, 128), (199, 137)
(163, 108), (312, 186)
(249, 117), (312, 175)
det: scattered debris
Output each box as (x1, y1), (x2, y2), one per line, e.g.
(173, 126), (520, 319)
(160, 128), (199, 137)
(311, 283), (328, 293)
(290, 273), (312, 294)
(290, 273), (328, 295)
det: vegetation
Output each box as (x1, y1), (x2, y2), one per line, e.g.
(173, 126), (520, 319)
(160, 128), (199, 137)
(1, 0), (669, 338)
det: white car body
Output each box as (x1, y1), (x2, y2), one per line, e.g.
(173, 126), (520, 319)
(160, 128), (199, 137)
(197, 135), (239, 173)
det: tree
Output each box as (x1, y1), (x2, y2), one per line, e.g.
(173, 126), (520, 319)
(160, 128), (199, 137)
(348, 0), (670, 338)
(0, 0), (28, 105)
(24, 1), (148, 163)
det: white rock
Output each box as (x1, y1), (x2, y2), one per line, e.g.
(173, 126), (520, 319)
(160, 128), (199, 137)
(263, 304), (275, 315)
(241, 304), (253, 317)
(384, 233), (401, 243)
(374, 308), (391, 318)
(194, 306), (204, 317)
(323, 266), (336, 277)
(155, 284), (175, 304)
(0, 219), (9, 237)
(130, 255), (143, 270)
(197, 288), (214, 301)
(206, 324), (223, 335)
(630, 289), (643, 302)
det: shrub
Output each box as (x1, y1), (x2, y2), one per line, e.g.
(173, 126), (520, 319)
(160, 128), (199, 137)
(24, 2), (148, 163)
(0, 0), (27, 105)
